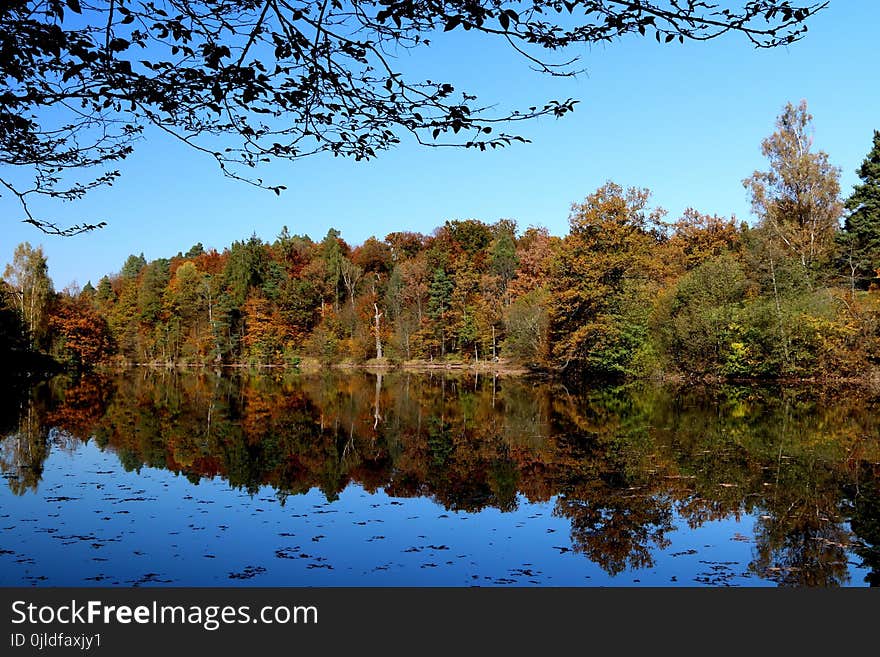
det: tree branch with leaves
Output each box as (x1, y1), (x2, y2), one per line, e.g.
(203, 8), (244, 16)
(1, 0), (826, 234)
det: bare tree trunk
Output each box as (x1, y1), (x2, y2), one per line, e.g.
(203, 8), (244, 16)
(373, 372), (382, 430)
(373, 303), (383, 359)
(847, 245), (858, 301)
(341, 261), (363, 311)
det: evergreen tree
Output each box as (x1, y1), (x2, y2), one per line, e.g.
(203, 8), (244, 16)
(428, 268), (454, 320)
(428, 268), (454, 356)
(320, 228), (345, 310)
(223, 235), (268, 307)
(95, 276), (115, 305)
(120, 253), (147, 279)
(185, 243), (206, 259)
(550, 182), (660, 375)
(490, 227), (519, 305)
(138, 259), (170, 324)
(839, 130), (880, 289)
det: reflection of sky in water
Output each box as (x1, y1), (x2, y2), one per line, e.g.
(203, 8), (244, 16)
(4, 440), (864, 586)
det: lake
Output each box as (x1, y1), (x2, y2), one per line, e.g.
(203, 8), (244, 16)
(1, 370), (878, 586)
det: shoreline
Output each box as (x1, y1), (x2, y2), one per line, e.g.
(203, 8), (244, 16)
(80, 359), (880, 387)
(98, 358), (535, 376)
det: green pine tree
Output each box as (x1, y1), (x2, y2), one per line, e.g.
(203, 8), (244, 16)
(840, 130), (880, 288)
(120, 253), (147, 279)
(428, 268), (454, 356)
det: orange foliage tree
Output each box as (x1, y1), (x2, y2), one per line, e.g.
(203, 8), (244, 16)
(48, 296), (114, 369)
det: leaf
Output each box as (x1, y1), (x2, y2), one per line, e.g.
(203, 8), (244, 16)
(61, 62), (87, 83)
(108, 38), (131, 52)
(444, 17), (461, 32)
(665, 33), (675, 43)
(66, 0), (82, 14)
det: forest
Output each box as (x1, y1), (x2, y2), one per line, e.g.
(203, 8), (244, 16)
(3, 101), (880, 381)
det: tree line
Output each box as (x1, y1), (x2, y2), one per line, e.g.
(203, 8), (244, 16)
(3, 101), (880, 380)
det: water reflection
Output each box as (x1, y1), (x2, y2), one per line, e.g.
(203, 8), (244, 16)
(2, 370), (879, 586)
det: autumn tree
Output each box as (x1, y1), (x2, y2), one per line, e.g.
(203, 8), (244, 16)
(508, 227), (558, 300)
(385, 232), (425, 263)
(385, 258), (429, 359)
(442, 219), (492, 258)
(743, 100), (843, 287)
(48, 295), (114, 369)
(550, 182), (663, 375)
(353, 237), (393, 275)
(242, 293), (291, 365)
(503, 288), (551, 367)
(3, 242), (53, 349)
(166, 261), (210, 360)
(665, 208), (742, 272)
(838, 130), (880, 290)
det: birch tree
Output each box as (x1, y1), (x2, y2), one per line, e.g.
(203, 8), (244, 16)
(743, 100), (843, 287)
(3, 242), (53, 349)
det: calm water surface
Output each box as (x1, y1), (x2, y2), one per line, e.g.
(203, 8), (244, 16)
(1, 371), (878, 586)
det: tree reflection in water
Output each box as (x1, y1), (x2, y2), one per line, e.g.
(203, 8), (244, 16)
(1, 370), (879, 586)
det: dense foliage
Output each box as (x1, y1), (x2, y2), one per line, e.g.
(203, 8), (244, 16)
(4, 102), (880, 380)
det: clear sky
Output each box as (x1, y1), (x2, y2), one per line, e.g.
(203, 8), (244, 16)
(2, 2), (878, 290)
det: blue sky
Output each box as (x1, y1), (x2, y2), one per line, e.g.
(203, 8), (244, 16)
(2, 2), (879, 290)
